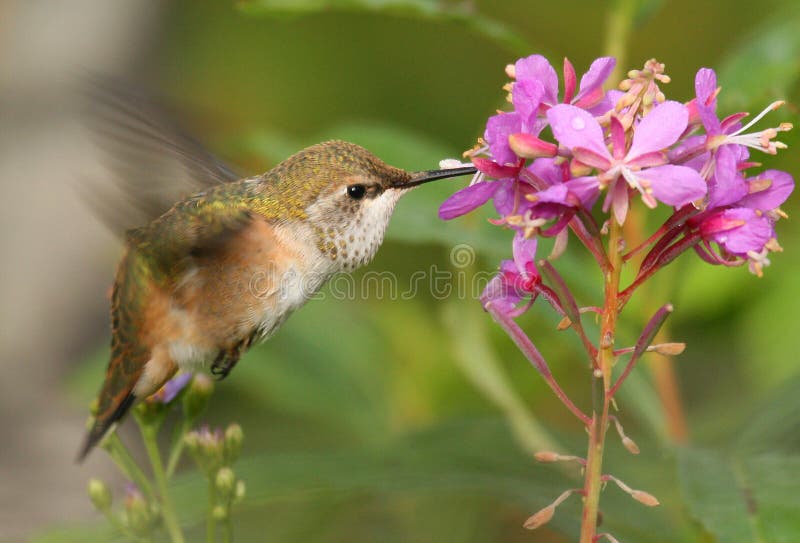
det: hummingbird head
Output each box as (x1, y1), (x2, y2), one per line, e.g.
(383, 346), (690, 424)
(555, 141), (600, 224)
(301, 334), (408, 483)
(264, 140), (475, 271)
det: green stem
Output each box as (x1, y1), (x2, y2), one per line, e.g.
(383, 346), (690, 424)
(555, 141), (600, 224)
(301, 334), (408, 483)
(223, 516), (233, 543)
(207, 480), (217, 543)
(103, 433), (157, 503)
(580, 220), (623, 543)
(166, 418), (192, 478)
(604, 0), (637, 80)
(140, 426), (185, 543)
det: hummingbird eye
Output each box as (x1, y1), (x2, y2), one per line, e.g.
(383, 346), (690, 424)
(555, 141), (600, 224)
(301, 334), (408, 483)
(347, 184), (367, 200)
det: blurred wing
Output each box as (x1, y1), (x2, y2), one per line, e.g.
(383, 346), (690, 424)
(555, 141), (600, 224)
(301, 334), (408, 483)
(129, 183), (254, 276)
(82, 75), (242, 233)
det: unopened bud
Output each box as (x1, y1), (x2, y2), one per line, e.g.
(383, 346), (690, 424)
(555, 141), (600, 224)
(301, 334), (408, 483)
(124, 486), (152, 535)
(88, 398), (100, 417)
(523, 505), (555, 530)
(88, 479), (111, 511)
(508, 133), (557, 159)
(184, 374), (214, 420)
(216, 467), (236, 497)
(233, 480), (246, 504)
(224, 424), (244, 464)
(622, 436), (640, 455)
(212, 505), (228, 521)
(534, 451), (560, 463)
(631, 490), (660, 507)
(651, 342), (685, 355)
(184, 432), (200, 453)
(505, 64), (516, 79)
(556, 316), (572, 331)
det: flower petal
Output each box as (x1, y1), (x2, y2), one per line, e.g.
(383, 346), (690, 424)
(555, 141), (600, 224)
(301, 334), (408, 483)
(694, 67), (721, 134)
(484, 112), (522, 166)
(512, 232), (538, 275)
(626, 101), (689, 162)
(574, 57), (616, 107)
(640, 164), (707, 207)
(563, 176), (601, 208)
(739, 169), (795, 211)
(472, 157), (518, 178)
(512, 79), (545, 133)
(546, 104), (612, 162)
(491, 179), (516, 216)
(438, 181), (498, 219)
(707, 144), (747, 208)
(526, 157), (564, 186)
(481, 272), (521, 313)
(515, 54), (559, 105)
(703, 208), (774, 254)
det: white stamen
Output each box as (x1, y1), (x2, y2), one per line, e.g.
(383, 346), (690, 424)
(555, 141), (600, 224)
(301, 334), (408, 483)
(725, 101), (792, 155)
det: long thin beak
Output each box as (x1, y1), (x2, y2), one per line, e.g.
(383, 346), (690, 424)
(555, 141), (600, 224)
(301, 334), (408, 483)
(394, 166), (477, 189)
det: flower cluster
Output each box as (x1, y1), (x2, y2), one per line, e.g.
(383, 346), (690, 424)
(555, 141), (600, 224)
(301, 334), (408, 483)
(440, 55), (793, 314)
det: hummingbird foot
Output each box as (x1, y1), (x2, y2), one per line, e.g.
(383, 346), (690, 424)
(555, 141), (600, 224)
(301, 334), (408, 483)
(209, 337), (252, 380)
(210, 349), (240, 380)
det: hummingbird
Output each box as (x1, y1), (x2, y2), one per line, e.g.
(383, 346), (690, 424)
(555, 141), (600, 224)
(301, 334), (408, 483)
(77, 82), (476, 460)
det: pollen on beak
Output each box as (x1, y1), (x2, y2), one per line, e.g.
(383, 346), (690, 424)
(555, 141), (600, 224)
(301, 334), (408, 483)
(393, 165), (478, 189)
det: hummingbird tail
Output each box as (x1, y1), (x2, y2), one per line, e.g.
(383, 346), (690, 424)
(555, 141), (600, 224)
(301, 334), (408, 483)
(77, 391), (137, 462)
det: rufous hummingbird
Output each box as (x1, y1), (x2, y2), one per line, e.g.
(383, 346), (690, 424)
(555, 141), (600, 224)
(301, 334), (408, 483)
(78, 125), (475, 460)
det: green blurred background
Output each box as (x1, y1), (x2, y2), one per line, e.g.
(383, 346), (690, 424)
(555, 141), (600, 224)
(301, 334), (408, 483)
(2, 0), (800, 541)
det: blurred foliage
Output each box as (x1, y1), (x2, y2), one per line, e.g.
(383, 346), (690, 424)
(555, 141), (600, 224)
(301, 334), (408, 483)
(42, 0), (800, 541)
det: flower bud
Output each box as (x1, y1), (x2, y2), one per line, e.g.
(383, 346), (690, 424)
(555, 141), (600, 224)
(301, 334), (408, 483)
(233, 480), (246, 505)
(631, 490), (660, 507)
(212, 505), (228, 521)
(123, 485), (153, 536)
(508, 133), (557, 159)
(184, 431), (200, 453)
(523, 505), (554, 530)
(88, 478), (111, 511)
(184, 374), (214, 420)
(534, 451), (560, 463)
(622, 436), (640, 455)
(215, 467), (236, 497)
(651, 342), (685, 356)
(185, 426), (225, 474)
(556, 316), (572, 331)
(224, 423), (244, 464)
(88, 398), (100, 417)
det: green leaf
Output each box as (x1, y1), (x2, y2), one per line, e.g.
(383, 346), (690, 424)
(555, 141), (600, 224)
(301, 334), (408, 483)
(237, 0), (530, 55)
(678, 447), (800, 543)
(717, 4), (800, 110)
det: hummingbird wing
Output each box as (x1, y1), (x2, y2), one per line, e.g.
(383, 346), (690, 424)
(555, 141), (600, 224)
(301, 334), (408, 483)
(82, 75), (243, 234)
(79, 187), (255, 461)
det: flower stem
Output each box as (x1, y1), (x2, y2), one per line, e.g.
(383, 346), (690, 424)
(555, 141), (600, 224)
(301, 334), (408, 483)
(140, 425), (185, 543)
(207, 480), (217, 543)
(488, 305), (591, 426)
(580, 219), (623, 543)
(166, 418), (191, 478)
(103, 433), (157, 503)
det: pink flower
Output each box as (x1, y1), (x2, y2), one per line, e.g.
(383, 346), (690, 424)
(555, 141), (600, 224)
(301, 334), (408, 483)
(481, 233), (540, 316)
(514, 55), (616, 112)
(546, 101), (707, 223)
